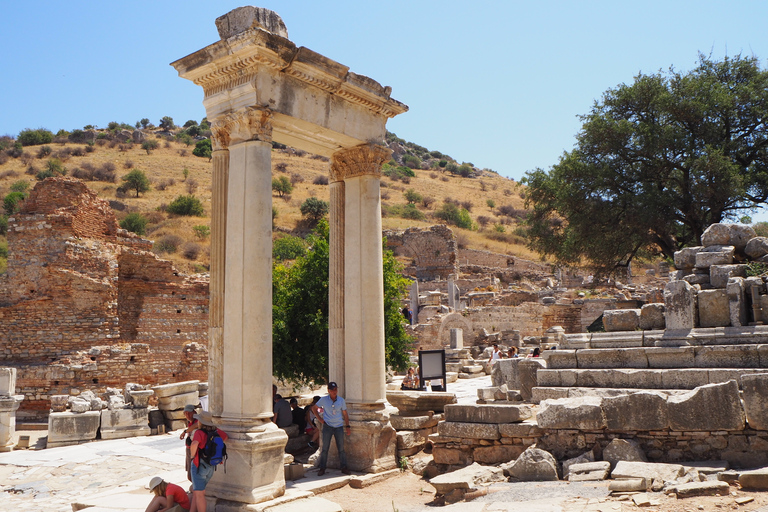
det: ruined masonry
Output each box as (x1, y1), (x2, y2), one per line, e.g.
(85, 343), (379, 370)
(0, 178), (209, 421)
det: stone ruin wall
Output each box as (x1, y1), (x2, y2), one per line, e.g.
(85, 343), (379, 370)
(384, 225), (457, 281)
(1, 178), (209, 420)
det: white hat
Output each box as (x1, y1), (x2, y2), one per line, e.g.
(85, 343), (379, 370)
(149, 476), (163, 491)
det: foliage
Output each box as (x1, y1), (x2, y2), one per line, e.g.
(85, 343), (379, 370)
(299, 197), (329, 224)
(388, 203), (425, 220)
(140, 118), (150, 129)
(121, 169), (150, 197)
(10, 180), (30, 193)
(404, 188), (422, 204)
(754, 222), (768, 237)
(273, 235), (307, 261)
(486, 199), (496, 209)
(3, 191), (25, 214)
(193, 139), (212, 160)
(167, 195), (205, 216)
(445, 162), (458, 174)
(0, 215), (7, 235)
(272, 176), (293, 197)
(141, 139), (159, 155)
(119, 212), (148, 235)
(402, 154), (421, 169)
(192, 225), (210, 240)
(746, 261), (768, 277)
(154, 234), (183, 254)
(435, 202), (473, 229)
(524, 54), (768, 279)
(458, 164), (473, 177)
(272, 222), (412, 386)
(17, 128), (54, 146)
(159, 116), (175, 131)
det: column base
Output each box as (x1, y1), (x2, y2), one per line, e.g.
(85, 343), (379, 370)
(206, 420), (288, 504)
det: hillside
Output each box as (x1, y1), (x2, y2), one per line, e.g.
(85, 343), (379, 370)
(0, 127), (539, 274)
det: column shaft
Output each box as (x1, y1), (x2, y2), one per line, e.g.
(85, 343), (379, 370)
(328, 179), (346, 392)
(208, 148), (228, 417)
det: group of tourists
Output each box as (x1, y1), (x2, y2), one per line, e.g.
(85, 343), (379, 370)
(273, 387), (322, 448)
(489, 343), (540, 362)
(144, 406), (228, 512)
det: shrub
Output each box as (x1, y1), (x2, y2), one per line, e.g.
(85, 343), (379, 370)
(36, 145), (52, 159)
(121, 169), (150, 197)
(422, 196), (435, 209)
(290, 173), (304, 185)
(272, 176), (293, 197)
(429, 172), (438, 179)
(17, 128), (54, 146)
(404, 188), (422, 204)
(313, 175), (329, 185)
(186, 178), (199, 195)
(460, 200), (473, 212)
(477, 216), (491, 228)
(141, 139), (159, 155)
(192, 225), (210, 240)
(402, 154), (421, 169)
(275, 162), (288, 173)
(435, 202), (473, 229)
(70, 146), (85, 157)
(299, 197), (329, 224)
(193, 139), (212, 160)
(445, 162), (458, 175)
(486, 199), (496, 209)
(124, 160), (134, 170)
(0, 215), (7, 235)
(182, 242), (202, 260)
(45, 158), (66, 176)
(154, 234), (184, 254)
(390, 203), (425, 221)
(380, 190), (391, 200)
(156, 178), (175, 191)
(458, 164), (472, 177)
(167, 195), (205, 216)
(0, 169), (17, 179)
(3, 191), (25, 214)
(273, 235), (307, 261)
(438, 160), (447, 168)
(120, 213), (148, 235)
(10, 180), (29, 193)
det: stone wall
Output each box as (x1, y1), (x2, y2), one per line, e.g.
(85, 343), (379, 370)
(384, 225), (457, 281)
(0, 179), (209, 420)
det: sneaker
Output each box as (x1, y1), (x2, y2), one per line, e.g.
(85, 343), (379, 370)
(341, 467), (351, 475)
(318, 469), (326, 476)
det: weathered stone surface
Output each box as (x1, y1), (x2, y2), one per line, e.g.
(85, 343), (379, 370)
(536, 396), (605, 430)
(603, 392), (668, 431)
(694, 345), (759, 368)
(575, 348), (648, 370)
(727, 277), (749, 327)
(746, 237), (768, 259)
(518, 359), (545, 401)
(640, 304), (665, 330)
(504, 447), (559, 482)
(215, 6), (289, 40)
(668, 380), (745, 431)
(50, 395), (69, 412)
(437, 421), (499, 440)
(477, 386), (508, 401)
(710, 264), (748, 289)
(567, 461), (611, 482)
(396, 430), (428, 450)
(602, 439), (647, 470)
(612, 461), (685, 483)
(152, 381), (200, 398)
(664, 280), (698, 330)
(0, 368), (15, 396)
(107, 395), (126, 410)
(498, 421), (543, 438)
(674, 247), (702, 270)
(739, 469), (768, 490)
(129, 390), (153, 408)
(609, 478), (647, 492)
(741, 373), (768, 430)
(429, 462), (504, 493)
(449, 328), (463, 349)
(100, 408), (151, 439)
(562, 451), (595, 479)
(701, 223), (755, 251)
(683, 273), (710, 285)
(474, 444), (525, 464)
(695, 245), (735, 268)
(47, 411), (101, 447)
(157, 391), (199, 411)
(490, 358), (521, 389)
(386, 391), (456, 413)
(390, 412), (439, 431)
(672, 480), (730, 498)
(646, 347), (694, 369)
(443, 404), (532, 424)
(541, 349), (577, 369)
(698, 289), (730, 328)
(603, 309), (641, 332)
(69, 397), (91, 413)
(432, 446), (471, 466)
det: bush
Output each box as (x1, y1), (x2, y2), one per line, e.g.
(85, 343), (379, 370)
(0, 215), (7, 235)
(17, 128), (54, 146)
(404, 188), (422, 204)
(275, 162), (288, 173)
(273, 235), (307, 261)
(3, 191), (25, 214)
(486, 199), (496, 209)
(446, 162), (458, 175)
(167, 195), (205, 216)
(272, 176), (293, 197)
(155, 178), (175, 191)
(435, 202), (473, 229)
(299, 197), (329, 224)
(182, 242), (202, 260)
(193, 139), (212, 160)
(389, 203), (425, 221)
(290, 173), (304, 185)
(192, 225), (210, 240)
(422, 196), (436, 209)
(119, 212), (148, 235)
(121, 169), (150, 197)
(36, 145), (52, 159)
(458, 164), (473, 177)
(154, 234), (184, 254)
(402, 154), (421, 169)
(141, 139), (159, 155)
(313, 175), (329, 185)
(186, 178), (199, 195)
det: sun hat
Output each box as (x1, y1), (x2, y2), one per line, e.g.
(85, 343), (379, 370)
(183, 404), (196, 412)
(149, 476), (163, 491)
(193, 411), (215, 426)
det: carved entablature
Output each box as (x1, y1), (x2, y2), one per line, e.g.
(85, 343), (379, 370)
(212, 107), (273, 148)
(330, 144), (391, 182)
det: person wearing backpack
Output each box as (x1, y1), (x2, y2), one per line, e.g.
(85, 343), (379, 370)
(189, 411), (228, 512)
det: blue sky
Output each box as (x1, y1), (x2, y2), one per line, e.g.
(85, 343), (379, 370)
(3, 1), (768, 211)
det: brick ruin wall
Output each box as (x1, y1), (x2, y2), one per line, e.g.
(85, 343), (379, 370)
(1, 179), (209, 420)
(384, 225), (458, 281)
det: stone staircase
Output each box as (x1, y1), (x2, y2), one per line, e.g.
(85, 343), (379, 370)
(532, 326), (768, 403)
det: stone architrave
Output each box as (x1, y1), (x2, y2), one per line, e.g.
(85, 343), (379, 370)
(697, 289), (730, 328)
(100, 408), (151, 440)
(664, 280), (698, 330)
(668, 380), (745, 431)
(639, 304), (665, 330)
(518, 359), (545, 401)
(449, 328), (463, 349)
(741, 373), (768, 430)
(727, 277), (749, 327)
(603, 309), (640, 332)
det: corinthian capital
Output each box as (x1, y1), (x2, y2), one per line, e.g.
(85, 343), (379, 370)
(212, 106), (273, 147)
(330, 144), (391, 182)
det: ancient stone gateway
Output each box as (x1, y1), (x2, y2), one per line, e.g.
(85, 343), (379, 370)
(171, 6), (407, 506)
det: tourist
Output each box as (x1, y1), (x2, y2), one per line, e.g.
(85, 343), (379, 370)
(305, 395), (321, 448)
(527, 347), (541, 358)
(488, 343), (504, 364)
(179, 404), (199, 482)
(401, 367), (420, 390)
(146, 476), (191, 512)
(508, 346), (519, 358)
(189, 412), (228, 512)
(289, 397), (306, 431)
(312, 382), (351, 476)
(401, 305), (412, 323)
(273, 394), (292, 428)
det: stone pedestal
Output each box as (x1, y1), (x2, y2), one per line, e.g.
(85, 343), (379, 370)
(47, 411), (101, 448)
(0, 395), (22, 452)
(100, 408), (151, 440)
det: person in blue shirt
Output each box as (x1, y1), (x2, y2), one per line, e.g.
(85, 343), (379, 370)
(312, 381), (351, 476)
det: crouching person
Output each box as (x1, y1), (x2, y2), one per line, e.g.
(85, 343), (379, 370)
(189, 411), (228, 512)
(146, 476), (190, 512)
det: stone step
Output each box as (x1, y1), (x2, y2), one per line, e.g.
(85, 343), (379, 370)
(531, 386), (693, 403)
(562, 326), (768, 350)
(537, 367), (768, 390)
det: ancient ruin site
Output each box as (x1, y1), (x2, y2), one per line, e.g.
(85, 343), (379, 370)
(4, 5), (768, 512)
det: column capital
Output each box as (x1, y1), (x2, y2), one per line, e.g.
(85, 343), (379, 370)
(212, 106), (273, 148)
(330, 143), (391, 182)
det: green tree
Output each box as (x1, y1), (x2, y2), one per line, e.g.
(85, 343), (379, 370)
(120, 212), (148, 235)
(272, 221), (412, 386)
(140, 118), (150, 129)
(299, 197), (329, 225)
(3, 191), (25, 214)
(272, 176), (293, 197)
(159, 116), (175, 131)
(193, 139), (212, 160)
(404, 188), (422, 204)
(524, 54), (768, 279)
(17, 128), (54, 146)
(435, 202), (473, 229)
(273, 235), (307, 261)
(167, 195), (205, 216)
(122, 169), (151, 197)
(141, 139), (159, 155)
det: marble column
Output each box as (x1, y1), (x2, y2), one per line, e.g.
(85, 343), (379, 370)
(328, 177), (346, 392)
(329, 144), (396, 473)
(206, 107), (287, 504)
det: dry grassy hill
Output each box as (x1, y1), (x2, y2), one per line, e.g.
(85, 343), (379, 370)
(0, 130), (540, 274)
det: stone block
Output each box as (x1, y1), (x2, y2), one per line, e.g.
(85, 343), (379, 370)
(536, 396), (605, 430)
(694, 345), (759, 368)
(640, 304), (665, 330)
(695, 246), (734, 268)
(660, 369), (710, 389)
(163, 408), (188, 420)
(668, 380), (745, 431)
(684, 273), (710, 286)
(477, 386), (508, 401)
(396, 430), (428, 450)
(609, 478), (647, 492)
(429, 462), (504, 493)
(474, 444), (524, 464)
(284, 462), (305, 481)
(386, 391), (456, 414)
(0, 368), (16, 396)
(462, 365), (484, 374)
(69, 397), (91, 413)
(47, 411), (100, 447)
(444, 404), (532, 424)
(603, 392), (668, 431)
(541, 349), (577, 369)
(100, 408), (151, 439)
(157, 391), (199, 411)
(518, 359), (545, 401)
(741, 373), (768, 430)
(530, 387), (569, 403)
(664, 280), (698, 330)
(710, 264), (748, 289)
(490, 358), (521, 389)
(165, 419), (187, 431)
(673, 480), (730, 498)
(674, 247), (701, 270)
(701, 223), (755, 251)
(612, 461), (685, 483)
(50, 395), (69, 413)
(601, 438), (647, 470)
(437, 421), (499, 440)
(746, 237), (768, 259)
(151, 380), (200, 398)
(727, 277), (748, 327)
(575, 348), (648, 369)
(128, 390), (154, 408)
(498, 421), (543, 438)
(603, 309), (641, 332)
(449, 328), (463, 349)
(390, 412), (439, 431)
(646, 347), (694, 368)
(698, 289), (730, 328)
(738, 469), (768, 490)
(504, 447), (559, 482)
(432, 446), (471, 465)
(568, 461), (611, 481)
